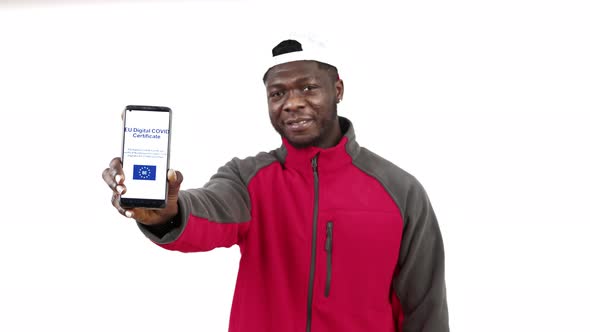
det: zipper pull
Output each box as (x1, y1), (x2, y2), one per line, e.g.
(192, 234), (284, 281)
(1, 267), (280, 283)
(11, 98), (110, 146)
(325, 221), (333, 252)
(311, 155), (318, 172)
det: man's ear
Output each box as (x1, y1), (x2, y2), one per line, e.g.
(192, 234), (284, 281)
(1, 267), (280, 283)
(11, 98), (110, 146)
(335, 79), (344, 103)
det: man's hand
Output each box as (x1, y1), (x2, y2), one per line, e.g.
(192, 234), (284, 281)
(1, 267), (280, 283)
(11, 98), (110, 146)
(102, 157), (184, 225)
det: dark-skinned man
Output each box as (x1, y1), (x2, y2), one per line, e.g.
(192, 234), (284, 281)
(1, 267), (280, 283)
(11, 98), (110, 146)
(103, 38), (449, 332)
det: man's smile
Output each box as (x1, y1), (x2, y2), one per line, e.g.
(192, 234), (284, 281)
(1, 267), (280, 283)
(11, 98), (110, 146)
(285, 117), (314, 131)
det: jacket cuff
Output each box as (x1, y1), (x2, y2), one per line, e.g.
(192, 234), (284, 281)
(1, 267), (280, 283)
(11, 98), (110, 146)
(137, 192), (189, 244)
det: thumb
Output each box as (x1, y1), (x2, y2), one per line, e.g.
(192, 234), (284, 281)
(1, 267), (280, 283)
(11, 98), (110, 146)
(167, 169), (183, 197)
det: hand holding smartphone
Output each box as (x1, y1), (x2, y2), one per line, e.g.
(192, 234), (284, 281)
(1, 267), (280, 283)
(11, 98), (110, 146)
(120, 105), (172, 209)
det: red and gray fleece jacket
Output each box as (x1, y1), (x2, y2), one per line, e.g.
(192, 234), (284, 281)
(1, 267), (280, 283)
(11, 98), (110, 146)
(139, 117), (449, 332)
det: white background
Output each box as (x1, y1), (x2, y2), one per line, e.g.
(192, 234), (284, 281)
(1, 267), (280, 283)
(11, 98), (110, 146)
(1, 1), (589, 331)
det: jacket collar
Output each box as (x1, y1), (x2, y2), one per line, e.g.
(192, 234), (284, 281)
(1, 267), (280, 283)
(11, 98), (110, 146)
(276, 117), (361, 172)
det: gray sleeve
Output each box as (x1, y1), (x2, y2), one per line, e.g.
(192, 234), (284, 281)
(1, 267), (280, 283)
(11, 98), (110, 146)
(138, 153), (275, 249)
(394, 179), (449, 332)
(351, 147), (449, 330)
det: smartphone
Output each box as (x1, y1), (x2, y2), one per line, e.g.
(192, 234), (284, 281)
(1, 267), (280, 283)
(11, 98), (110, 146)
(120, 105), (172, 209)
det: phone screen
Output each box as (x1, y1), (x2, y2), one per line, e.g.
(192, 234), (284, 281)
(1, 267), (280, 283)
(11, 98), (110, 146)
(120, 106), (172, 208)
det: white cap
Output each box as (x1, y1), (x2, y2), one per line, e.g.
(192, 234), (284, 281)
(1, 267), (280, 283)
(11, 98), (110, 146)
(265, 34), (337, 73)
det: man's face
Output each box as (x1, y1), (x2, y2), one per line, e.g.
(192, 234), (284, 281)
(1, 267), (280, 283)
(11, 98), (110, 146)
(264, 61), (344, 149)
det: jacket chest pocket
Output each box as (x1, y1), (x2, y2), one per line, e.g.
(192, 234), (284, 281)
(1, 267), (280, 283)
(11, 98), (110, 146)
(319, 212), (403, 304)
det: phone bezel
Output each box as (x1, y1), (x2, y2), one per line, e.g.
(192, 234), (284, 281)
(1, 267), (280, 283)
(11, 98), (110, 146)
(119, 105), (172, 209)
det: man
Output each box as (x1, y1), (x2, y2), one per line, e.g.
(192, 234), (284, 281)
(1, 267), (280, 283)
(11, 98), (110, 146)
(103, 38), (449, 332)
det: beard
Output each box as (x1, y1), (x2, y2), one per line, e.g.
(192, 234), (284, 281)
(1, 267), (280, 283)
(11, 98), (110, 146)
(282, 133), (322, 149)
(271, 122), (321, 149)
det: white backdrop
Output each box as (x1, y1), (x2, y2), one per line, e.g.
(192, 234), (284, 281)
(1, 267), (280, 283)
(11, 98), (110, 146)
(1, 1), (589, 331)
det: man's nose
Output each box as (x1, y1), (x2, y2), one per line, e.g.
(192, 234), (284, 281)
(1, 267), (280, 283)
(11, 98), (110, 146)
(283, 91), (305, 112)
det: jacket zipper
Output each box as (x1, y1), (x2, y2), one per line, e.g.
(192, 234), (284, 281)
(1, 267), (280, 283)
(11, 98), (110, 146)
(306, 155), (320, 332)
(324, 221), (333, 297)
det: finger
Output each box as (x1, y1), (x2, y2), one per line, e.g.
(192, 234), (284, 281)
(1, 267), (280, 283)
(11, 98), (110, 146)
(112, 158), (126, 184)
(167, 169), (183, 187)
(102, 167), (124, 193)
(109, 157), (123, 178)
(103, 157), (126, 192)
(111, 193), (130, 217)
(102, 167), (115, 189)
(167, 169), (183, 197)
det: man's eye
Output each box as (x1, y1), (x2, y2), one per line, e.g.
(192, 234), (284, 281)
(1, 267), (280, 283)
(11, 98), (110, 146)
(303, 85), (317, 92)
(269, 91), (284, 98)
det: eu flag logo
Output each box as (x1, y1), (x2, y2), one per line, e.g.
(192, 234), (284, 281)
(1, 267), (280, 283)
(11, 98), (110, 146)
(133, 165), (156, 181)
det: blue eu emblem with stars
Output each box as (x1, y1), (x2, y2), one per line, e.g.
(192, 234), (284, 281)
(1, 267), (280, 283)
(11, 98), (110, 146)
(133, 165), (157, 181)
